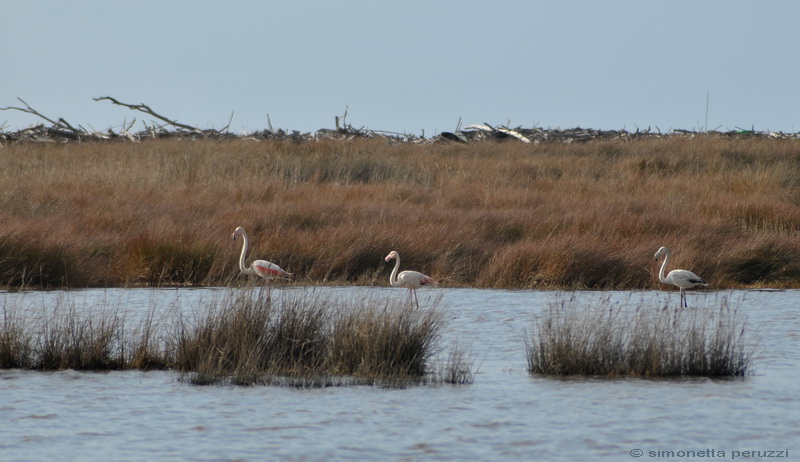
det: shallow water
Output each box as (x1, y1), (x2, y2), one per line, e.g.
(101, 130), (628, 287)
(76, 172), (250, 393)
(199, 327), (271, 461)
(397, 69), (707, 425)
(1, 287), (798, 461)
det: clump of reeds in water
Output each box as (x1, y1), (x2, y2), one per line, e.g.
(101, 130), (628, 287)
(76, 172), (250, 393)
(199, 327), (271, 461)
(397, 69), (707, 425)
(0, 299), (164, 371)
(526, 295), (755, 378)
(171, 288), (473, 387)
(174, 289), (327, 386)
(0, 289), (473, 387)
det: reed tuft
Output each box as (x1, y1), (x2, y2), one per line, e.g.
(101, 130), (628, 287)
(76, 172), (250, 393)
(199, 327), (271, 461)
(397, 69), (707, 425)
(526, 295), (755, 378)
(175, 289), (453, 386)
(33, 304), (126, 370)
(1, 307), (32, 368)
(0, 288), (468, 387)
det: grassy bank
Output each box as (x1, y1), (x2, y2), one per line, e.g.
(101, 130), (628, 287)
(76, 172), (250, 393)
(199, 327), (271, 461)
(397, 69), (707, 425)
(1, 137), (799, 289)
(0, 288), (471, 386)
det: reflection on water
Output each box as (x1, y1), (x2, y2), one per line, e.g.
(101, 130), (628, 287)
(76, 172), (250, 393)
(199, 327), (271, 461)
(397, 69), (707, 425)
(1, 287), (799, 461)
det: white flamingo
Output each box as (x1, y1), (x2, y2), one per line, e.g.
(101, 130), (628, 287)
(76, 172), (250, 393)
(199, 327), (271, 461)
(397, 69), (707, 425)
(384, 250), (437, 308)
(232, 227), (292, 294)
(654, 246), (707, 308)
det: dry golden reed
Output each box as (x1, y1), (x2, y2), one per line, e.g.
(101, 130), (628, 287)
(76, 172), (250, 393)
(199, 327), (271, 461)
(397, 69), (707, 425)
(1, 137), (799, 289)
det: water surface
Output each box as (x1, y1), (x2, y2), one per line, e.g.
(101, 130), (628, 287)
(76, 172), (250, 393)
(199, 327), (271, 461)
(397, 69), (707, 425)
(1, 287), (798, 461)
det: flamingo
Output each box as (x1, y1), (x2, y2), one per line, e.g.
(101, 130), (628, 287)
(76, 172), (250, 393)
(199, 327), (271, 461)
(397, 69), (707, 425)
(232, 227), (292, 295)
(384, 250), (437, 308)
(654, 246), (707, 308)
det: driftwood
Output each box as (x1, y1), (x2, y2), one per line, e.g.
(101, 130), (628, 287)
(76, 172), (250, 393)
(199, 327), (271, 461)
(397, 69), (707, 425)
(0, 98), (103, 142)
(93, 96), (204, 134)
(437, 124), (800, 144)
(3, 96), (800, 144)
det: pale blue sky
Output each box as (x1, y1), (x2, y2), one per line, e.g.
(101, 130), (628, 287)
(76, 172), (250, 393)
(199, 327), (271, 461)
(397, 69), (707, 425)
(3, 1), (799, 136)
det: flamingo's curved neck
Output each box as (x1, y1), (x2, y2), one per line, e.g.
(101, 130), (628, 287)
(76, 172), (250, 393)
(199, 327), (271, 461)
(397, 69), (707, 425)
(389, 256), (402, 287)
(658, 250), (670, 284)
(238, 231), (253, 275)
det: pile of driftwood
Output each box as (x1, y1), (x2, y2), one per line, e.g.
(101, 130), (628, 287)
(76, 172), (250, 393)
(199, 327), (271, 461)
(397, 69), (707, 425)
(0, 97), (424, 144)
(439, 123), (800, 144)
(3, 97), (799, 144)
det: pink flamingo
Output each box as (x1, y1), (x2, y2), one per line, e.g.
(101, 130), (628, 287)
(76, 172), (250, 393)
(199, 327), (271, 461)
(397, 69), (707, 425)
(654, 246), (707, 308)
(232, 227), (292, 295)
(384, 250), (437, 308)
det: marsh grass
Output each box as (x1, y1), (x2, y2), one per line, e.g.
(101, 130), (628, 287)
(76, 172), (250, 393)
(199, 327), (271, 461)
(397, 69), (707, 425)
(431, 341), (476, 385)
(1, 137), (798, 290)
(0, 235), (79, 288)
(128, 237), (218, 286)
(1, 307), (32, 368)
(175, 289), (463, 387)
(0, 300), (128, 371)
(526, 295), (755, 378)
(35, 305), (126, 370)
(173, 290), (313, 385)
(127, 306), (172, 370)
(327, 297), (442, 380)
(721, 241), (800, 286)
(0, 288), (471, 387)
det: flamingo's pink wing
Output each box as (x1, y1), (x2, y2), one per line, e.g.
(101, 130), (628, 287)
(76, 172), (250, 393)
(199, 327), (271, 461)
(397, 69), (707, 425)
(253, 260), (291, 278)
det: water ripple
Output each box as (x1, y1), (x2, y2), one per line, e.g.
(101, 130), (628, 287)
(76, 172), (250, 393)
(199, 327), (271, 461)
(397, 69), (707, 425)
(1, 288), (798, 461)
